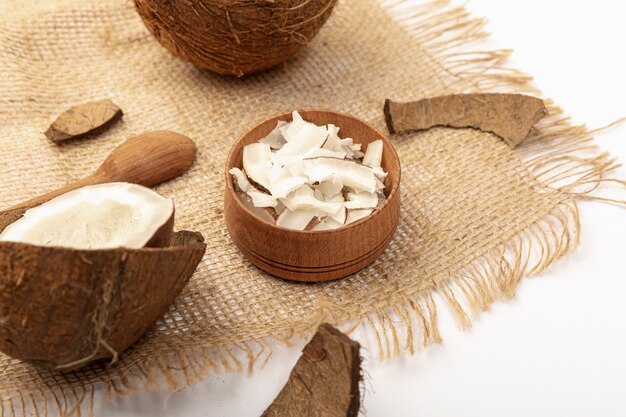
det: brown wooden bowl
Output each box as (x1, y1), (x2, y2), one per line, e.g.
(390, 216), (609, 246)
(224, 110), (401, 282)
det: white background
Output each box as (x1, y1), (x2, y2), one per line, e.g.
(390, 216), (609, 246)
(99, 1), (626, 416)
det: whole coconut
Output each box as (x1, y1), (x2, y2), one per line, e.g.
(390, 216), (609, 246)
(134, 0), (338, 76)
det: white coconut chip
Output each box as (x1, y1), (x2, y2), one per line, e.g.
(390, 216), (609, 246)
(248, 191), (277, 208)
(303, 157), (378, 193)
(322, 193), (345, 224)
(275, 113), (328, 159)
(276, 209), (318, 231)
(243, 142), (272, 189)
(267, 164), (291, 185)
(269, 176), (309, 199)
(275, 147), (346, 168)
(344, 191), (379, 210)
(229, 167), (252, 192)
(318, 217), (345, 230)
(279, 111), (305, 142)
(346, 209), (374, 225)
(372, 166), (387, 179)
(280, 185), (342, 216)
(236, 192), (276, 223)
(321, 124), (341, 151)
(363, 139), (383, 168)
(305, 147), (347, 160)
(260, 120), (287, 149)
(314, 181), (344, 200)
(230, 167), (277, 208)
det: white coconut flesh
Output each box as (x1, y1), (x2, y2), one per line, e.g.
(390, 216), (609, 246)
(0, 182), (174, 249)
(260, 120), (287, 150)
(362, 139), (383, 168)
(231, 110), (389, 231)
(242, 142), (272, 189)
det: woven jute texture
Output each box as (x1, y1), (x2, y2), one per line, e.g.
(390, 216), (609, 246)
(0, 0), (623, 414)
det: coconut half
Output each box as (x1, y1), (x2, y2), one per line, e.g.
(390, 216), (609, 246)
(0, 182), (174, 250)
(0, 184), (206, 370)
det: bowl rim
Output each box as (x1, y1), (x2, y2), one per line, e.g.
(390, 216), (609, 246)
(225, 108), (401, 236)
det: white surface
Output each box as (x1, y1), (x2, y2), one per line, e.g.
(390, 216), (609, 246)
(99, 1), (626, 416)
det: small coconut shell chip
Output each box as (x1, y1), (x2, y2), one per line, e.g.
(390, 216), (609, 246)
(0, 183), (206, 370)
(262, 323), (361, 417)
(384, 93), (548, 148)
(45, 99), (123, 142)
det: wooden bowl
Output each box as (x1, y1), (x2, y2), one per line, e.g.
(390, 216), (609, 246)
(224, 110), (401, 282)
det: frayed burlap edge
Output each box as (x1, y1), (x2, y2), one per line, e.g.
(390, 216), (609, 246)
(2, 0), (625, 415)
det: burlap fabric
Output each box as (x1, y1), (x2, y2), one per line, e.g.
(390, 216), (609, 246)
(0, 0), (622, 414)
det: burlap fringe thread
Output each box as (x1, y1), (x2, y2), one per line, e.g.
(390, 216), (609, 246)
(2, 0), (625, 415)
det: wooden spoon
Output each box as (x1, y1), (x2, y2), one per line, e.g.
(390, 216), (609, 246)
(5, 130), (196, 212)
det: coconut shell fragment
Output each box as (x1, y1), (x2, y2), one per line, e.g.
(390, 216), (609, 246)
(384, 94), (548, 148)
(0, 206), (206, 371)
(45, 99), (123, 142)
(262, 323), (361, 417)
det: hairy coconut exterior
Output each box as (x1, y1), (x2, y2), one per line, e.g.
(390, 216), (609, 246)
(134, 0), (338, 76)
(0, 208), (206, 371)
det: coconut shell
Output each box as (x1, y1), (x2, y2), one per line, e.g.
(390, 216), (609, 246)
(134, 0), (338, 76)
(262, 324), (361, 417)
(0, 207), (206, 371)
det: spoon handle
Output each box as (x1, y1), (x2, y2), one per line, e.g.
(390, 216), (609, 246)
(3, 131), (196, 213)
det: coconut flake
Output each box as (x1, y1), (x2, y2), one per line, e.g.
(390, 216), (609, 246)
(372, 166), (387, 179)
(280, 111), (305, 142)
(324, 193), (346, 224)
(230, 167), (277, 208)
(0, 182), (173, 249)
(321, 217), (345, 230)
(280, 185), (342, 215)
(261, 120), (287, 150)
(344, 191), (378, 209)
(276, 209), (318, 231)
(346, 209), (374, 225)
(303, 157), (378, 193)
(243, 142), (272, 189)
(268, 164), (291, 185)
(269, 177), (309, 199)
(314, 181), (344, 200)
(363, 140), (383, 168)
(229, 167), (252, 192)
(236, 192), (276, 223)
(248, 190), (277, 208)
(275, 113), (328, 159)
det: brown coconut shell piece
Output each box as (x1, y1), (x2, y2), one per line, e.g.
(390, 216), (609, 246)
(384, 94), (548, 148)
(262, 323), (361, 417)
(0, 206), (206, 371)
(45, 99), (123, 142)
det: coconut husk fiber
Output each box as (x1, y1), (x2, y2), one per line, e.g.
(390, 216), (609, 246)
(0, 0), (624, 414)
